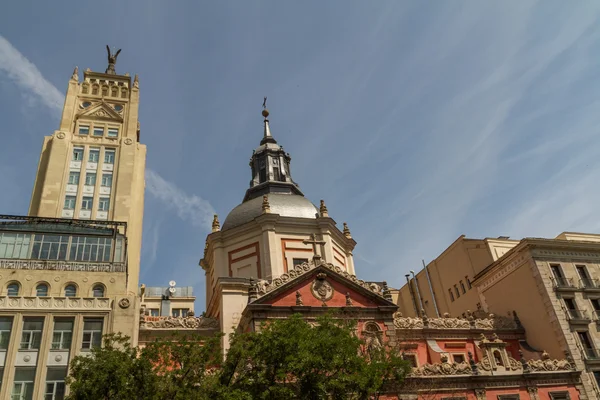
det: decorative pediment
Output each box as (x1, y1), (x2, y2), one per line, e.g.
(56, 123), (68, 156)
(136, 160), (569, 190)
(77, 101), (123, 122)
(248, 260), (396, 308)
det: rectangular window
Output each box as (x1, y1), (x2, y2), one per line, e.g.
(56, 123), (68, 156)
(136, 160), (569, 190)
(448, 288), (454, 302)
(465, 276), (472, 289)
(104, 149), (115, 164)
(101, 174), (113, 187)
(81, 197), (93, 210)
(93, 127), (104, 137)
(454, 285), (460, 298)
(69, 236), (112, 262)
(107, 128), (118, 138)
(0, 317), (13, 350)
(68, 172), (80, 185)
(577, 265), (593, 288)
(172, 309), (189, 318)
(78, 125), (89, 135)
(459, 280), (466, 294)
(98, 198), (110, 212)
(20, 318), (43, 350)
(44, 368), (67, 400)
(403, 353), (418, 367)
(30, 235), (69, 260)
(293, 258), (309, 267)
(12, 367), (36, 400)
(63, 196), (76, 210)
(452, 354), (465, 363)
(72, 148), (84, 161)
(84, 173), (96, 186)
(496, 396), (520, 400)
(548, 393), (569, 400)
(564, 298), (577, 311)
(551, 264), (564, 279)
(0, 233), (32, 259)
(591, 298), (600, 311)
(578, 331), (596, 359)
(88, 148), (100, 163)
(51, 319), (73, 350)
(149, 309), (159, 317)
(82, 319), (103, 350)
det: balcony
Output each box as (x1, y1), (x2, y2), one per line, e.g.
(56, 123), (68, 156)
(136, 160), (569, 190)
(566, 308), (591, 325)
(581, 278), (600, 292)
(0, 259), (125, 273)
(552, 277), (578, 292)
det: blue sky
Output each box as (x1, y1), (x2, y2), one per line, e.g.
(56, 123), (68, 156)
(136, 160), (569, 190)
(2, 2), (600, 310)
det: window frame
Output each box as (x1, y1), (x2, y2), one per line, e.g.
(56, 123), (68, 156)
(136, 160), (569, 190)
(7, 282), (20, 297)
(63, 196), (76, 210)
(98, 197), (110, 212)
(548, 391), (571, 400)
(101, 173), (113, 187)
(92, 126), (104, 137)
(51, 319), (74, 350)
(72, 147), (84, 161)
(36, 283), (49, 297)
(107, 127), (119, 138)
(68, 171), (80, 185)
(64, 284), (77, 298)
(81, 318), (103, 350)
(104, 149), (116, 164)
(88, 148), (100, 163)
(81, 197), (93, 211)
(20, 318), (43, 350)
(448, 288), (454, 302)
(84, 173), (96, 186)
(92, 285), (105, 298)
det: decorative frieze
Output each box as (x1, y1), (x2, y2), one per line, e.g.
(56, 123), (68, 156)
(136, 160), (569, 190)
(0, 296), (111, 311)
(410, 361), (472, 376)
(393, 312), (519, 331)
(140, 316), (219, 330)
(0, 259), (126, 273)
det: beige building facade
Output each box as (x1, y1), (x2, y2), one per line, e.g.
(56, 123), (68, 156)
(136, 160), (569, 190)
(0, 54), (146, 399)
(397, 232), (600, 399)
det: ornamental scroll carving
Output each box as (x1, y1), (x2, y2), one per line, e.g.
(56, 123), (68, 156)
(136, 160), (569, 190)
(410, 361), (473, 376)
(140, 316), (219, 330)
(393, 312), (518, 330)
(526, 357), (574, 372)
(253, 261), (385, 298)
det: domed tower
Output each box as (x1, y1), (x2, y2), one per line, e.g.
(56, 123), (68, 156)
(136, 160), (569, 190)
(200, 103), (357, 345)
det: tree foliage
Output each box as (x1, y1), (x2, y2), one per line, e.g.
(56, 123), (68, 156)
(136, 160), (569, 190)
(66, 314), (411, 400)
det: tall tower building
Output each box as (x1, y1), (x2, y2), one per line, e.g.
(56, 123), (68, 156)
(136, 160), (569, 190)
(0, 49), (145, 399)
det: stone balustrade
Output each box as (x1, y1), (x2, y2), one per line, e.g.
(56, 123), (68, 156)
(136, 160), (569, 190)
(0, 296), (111, 311)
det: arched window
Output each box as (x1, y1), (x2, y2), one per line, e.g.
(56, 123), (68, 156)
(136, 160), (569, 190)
(64, 284), (77, 297)
(92, 285), (105, 298)
(92, 85), (99, 95)
(7, 282), (19, 297)
(493, 351), (504, 366)
(101, 86), (108, 96)
(36, 284), (48, 297)
(82, 84), (89, 94)
(121, 88), (128, 98)
(111, 87), (118, 97)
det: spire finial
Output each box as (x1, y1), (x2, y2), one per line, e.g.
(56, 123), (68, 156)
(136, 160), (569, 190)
(133, 74), (139, 89)
(319, 200), (329, 217)
(262, 195), (271, 214)
(71, 66), (79, 82)
(343, 222), (352, 239)
(211, 214), (220, 232)
(262, 96), (269, 119)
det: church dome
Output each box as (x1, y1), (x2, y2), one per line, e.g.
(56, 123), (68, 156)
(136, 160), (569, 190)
(222, 193), (318, 231)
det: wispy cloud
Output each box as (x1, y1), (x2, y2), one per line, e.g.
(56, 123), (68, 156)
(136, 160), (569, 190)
(0, 35), (64, 112)
(145, 169), (215, 230)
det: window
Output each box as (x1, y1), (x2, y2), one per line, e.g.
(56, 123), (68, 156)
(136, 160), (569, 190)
(493, 350), (504, 366)
(172, 309), (189, 317)
(31, 235), (69, 260)
(20, 318), (43, 350)
(496, 396), (520, 400)
(51, 319), (73, 350)
(0, 317), (13, 350)
(12, 367), (36, 400)
(98, 197), (110, 212)
(64, 285), (76, 298)
(111, 87), (118, 97)
(466, 276), (472, 289)
(92, 285), (105, 298)
(459, 280), (466, 294)
(78, 125), (89, 135)
(88, 148), (100, 163)
(101, 86), (108, 96)
(591, 298), (600, 313)
(81, 197), (93, 210)
(92, 85), (98, 95)
(453, 354), (465, 363)
(72, 147), (84, 161)
(7, 283), (19, 297)
(84, 173), (96, 186)
(93, 127), (104, 137)
(0, 233), (31, 259)
(82, 84), (89, 94)
(149, 309), (159, 317)
(69, 236), (112, 262)
(594, 371), (600, 390)
(258, 159), (267, 183)
(67, 172), (80, 185)
(82, 319), (103, 349)
(548, 392), (570, 400)
(63, 196), (76, 210)
(104, 149), (115, 164)
(36, 284), (48, 297)
(448, 288), (454, 302)
(577, 265), (593, 287)
(44, 368), (67, 400)
(107, 128), (118, 138)
(293, 258), (309, 267)
(454, 285), (460, 298)
(578, 331), (596, 358)
(101, 174), (113, 187)
(121, 88), (127, 98)
(403, 353), (418, 367)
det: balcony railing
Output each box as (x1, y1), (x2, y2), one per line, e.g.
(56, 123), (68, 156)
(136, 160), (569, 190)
(566, 308), (590, 322)
(552, 277), (576, 289)
(581, 278), (600, 290)
(0, 259), (126, 273)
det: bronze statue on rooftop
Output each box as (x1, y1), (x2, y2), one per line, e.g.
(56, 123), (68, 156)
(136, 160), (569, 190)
(105, 45), (121, 74)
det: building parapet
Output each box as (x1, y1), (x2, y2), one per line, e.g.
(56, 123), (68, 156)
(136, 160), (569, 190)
(0, 296), (111, 311)
(393, 311), (522, 331)
(0, 259), (126, 273)
(139, 315), (219, 330)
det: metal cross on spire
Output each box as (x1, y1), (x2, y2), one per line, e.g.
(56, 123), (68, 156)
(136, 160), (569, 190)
(303, 233), (326, 264)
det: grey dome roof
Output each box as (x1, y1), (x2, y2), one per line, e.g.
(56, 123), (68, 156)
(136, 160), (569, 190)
(222, 193), (318, 231)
